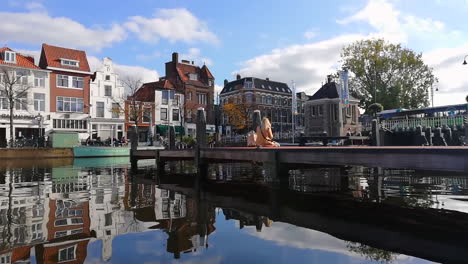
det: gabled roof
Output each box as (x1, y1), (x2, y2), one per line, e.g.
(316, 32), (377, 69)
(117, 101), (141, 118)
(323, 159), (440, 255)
(309, 81), (357, 101)
(0, 47), (41, 70)
(39, 43), (91, 73)
(220, 77), (291, 95)
(200, 64), (214, 79)
(134, 79), (178, 101)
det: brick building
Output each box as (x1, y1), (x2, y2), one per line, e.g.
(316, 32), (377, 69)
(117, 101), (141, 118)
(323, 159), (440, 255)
(219, 75), (292, 137)
(39, 43), (93, 141)
(163, 52), (215, 134)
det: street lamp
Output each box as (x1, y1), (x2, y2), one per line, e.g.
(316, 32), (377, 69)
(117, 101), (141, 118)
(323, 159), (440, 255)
(463, 55), (468, 65)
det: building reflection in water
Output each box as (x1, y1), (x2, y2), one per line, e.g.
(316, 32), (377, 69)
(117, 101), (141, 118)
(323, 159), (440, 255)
(0, 162), (468, 263)
(0, 165), (216, 263)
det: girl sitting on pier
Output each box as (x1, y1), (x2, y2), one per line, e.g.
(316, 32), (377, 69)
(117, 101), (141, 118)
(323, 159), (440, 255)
(256, 117), (280, 147)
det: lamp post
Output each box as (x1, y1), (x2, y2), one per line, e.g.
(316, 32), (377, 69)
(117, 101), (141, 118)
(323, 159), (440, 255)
(431, 80), (439, 107)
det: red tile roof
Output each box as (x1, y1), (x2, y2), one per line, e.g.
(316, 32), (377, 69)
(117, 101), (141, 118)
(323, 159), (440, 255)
(134, 79), (177, 101)
(0, 47), (41, 70)
(39, 43), (91, 73)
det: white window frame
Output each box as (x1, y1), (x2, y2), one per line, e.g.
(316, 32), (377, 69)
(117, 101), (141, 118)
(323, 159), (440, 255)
(197, 93), (207, 105)
(57, 75), (84, 89)
(57, 75), (69, 88)
(96, 101), (105, 117)
(60, 58), (79, 68)
(189, 73), (198, 80)
(34, 76), (45, 88)
(104, 85), (112, 96)
(34, 93), (45, 112)
(4, 51), (16, 63)
(56, 96), (84, 113)
(160, 108), (168, 121)
(58, 245), (77, 263)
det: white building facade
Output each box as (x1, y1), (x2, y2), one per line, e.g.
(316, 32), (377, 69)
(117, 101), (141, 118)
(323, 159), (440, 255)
(0, 47), (51, 146)
(154, 88), (185, 136)
(89, 58), (126, 140)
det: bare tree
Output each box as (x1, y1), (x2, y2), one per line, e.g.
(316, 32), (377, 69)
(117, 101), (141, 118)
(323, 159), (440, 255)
(0, 66), (33, 147)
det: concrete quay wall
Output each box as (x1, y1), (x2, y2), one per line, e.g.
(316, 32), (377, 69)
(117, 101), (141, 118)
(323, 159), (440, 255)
(0, 148), (74, 159)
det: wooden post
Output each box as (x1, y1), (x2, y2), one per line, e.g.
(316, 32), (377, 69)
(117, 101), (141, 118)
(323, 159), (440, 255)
(252, 110), (262, 132)
(196, 108), (207, 148)
(426, 127), (433, 146)
(371, 119), (380, 146)
(129, 124), (138, 171)
(195, 108), (207, 182)
(168, 125), (176, 150)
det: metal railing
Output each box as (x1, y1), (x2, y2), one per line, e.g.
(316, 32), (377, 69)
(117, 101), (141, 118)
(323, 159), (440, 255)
(380, 115), (465, 130)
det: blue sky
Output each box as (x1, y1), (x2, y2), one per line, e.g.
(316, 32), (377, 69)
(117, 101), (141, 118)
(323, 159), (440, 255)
(1, 0), (468, 106)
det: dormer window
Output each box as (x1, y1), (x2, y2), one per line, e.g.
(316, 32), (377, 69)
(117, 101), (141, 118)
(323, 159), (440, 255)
(189, 73), (198, 81)
(208, 80), (213, 86)
(4, 51), (16, 63)
(60, 58), (79, 67)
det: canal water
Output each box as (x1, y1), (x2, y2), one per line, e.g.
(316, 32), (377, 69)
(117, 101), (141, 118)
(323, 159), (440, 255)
(1, 158), (467, 263)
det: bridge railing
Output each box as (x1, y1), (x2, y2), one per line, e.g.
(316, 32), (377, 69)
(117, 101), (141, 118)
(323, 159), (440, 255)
(380, 115), (465, 130)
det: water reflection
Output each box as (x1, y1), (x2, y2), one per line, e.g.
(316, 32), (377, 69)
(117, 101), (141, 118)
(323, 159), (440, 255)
(1, 160), (466, 263)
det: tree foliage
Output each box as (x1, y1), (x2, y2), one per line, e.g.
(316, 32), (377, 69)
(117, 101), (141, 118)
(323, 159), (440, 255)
(347, 242), (398, 263)
(368, 103), (384, 117)
(223, 103), (252, 130)
(341, 39), (436, 111)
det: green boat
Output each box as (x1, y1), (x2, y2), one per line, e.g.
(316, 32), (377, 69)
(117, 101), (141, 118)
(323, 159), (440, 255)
(73, 146), (130, 158)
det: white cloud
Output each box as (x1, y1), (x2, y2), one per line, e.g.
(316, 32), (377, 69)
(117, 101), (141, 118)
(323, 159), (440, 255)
(180, 47), (213, 66)
(236, 34), (364, 94)
(236, 0), (467, 106)
(136, 51), (162, 61)
(0, 11), (126, 51)
(25, 2), (46, 13)
(303, 30), (318, 40)
(125, 8), (219, 45)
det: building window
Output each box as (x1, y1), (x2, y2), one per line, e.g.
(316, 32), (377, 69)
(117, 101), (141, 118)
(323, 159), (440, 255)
(261, 95), (266, 104)
(208, 80), (213, 86)
(246, 94), (253, 104)
(160, 108), (168, 121)
(55, 219), (67, 226)
(189, 73), (198, 80)
(197, 93), (207, 105)
(267, 96), (272, 105)
(96, 102), (104, 117)
(34, 76), (45, 88)
(72, 76), (83, 88)
(162, 91), (168, 105)
(15, 93), (27, 110)
(57, 75), (69, 87)
(142, 108), (151, 123)
(173, 109), (179, 121)
(245, 81), (253, 89)
(187, 92), (192, 101)
(4, 51), (16, 63)
(105, 213), (112, 226)
(58, 245), (76, 262)
(34, 93), (45, 111)
(17, 73), (28, 85)
(0, 91), (6, 110)
(173, 94), (180, 106)
(61, 59), (79, 67)
(57, 97), (84, 113)
(104, 85), (112, 96)
(318, 105), (323, 116)
(112, 103), (120, 118)
(105, 75), (111, 81)
(53, 119), (87, 129)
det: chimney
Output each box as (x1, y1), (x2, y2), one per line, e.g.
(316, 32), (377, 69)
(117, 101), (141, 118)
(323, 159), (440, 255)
(236, 74), (241, 80)
(191, 61), (194, 65)
(327, 75), (332, 84)
(172, 52), (179, 63)
(224, 79), (228, 86)
(266, 77), (269, 81)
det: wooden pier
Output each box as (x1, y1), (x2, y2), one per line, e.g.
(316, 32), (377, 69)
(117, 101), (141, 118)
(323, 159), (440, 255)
(133, 146), (468, 172)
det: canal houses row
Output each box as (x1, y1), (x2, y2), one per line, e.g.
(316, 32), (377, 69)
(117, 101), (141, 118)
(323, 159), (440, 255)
(1, 46), (217, 146)
(0, 44), (126, 146)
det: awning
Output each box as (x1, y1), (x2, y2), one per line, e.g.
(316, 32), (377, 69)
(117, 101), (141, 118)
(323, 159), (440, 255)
(156, 125), (185, 136)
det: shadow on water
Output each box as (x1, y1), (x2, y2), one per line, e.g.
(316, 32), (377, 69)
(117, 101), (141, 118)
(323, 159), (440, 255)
(0, 158), (467, 263)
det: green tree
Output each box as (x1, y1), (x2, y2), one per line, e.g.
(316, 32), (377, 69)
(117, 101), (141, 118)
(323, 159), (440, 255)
(341, 39), (436, 112)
